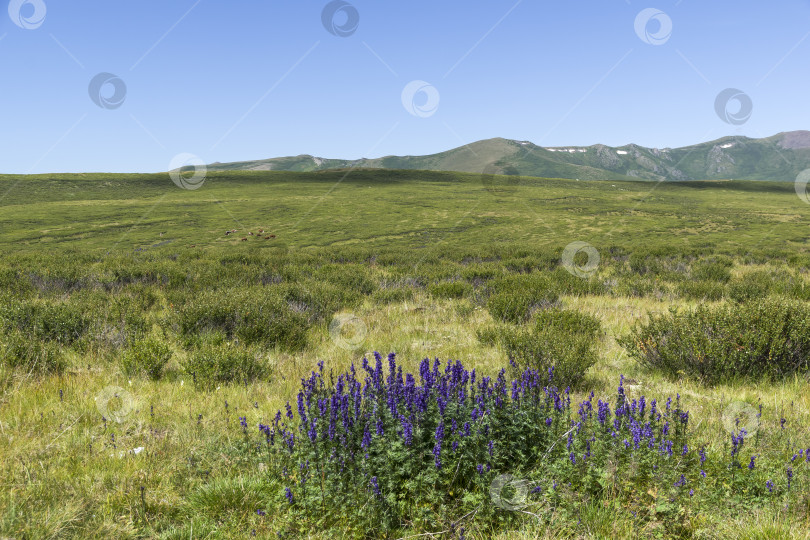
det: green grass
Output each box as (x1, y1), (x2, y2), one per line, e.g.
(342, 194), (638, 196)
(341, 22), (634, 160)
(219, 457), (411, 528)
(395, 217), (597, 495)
(0, 169), (809, 538)
(0, 169), (808, 254)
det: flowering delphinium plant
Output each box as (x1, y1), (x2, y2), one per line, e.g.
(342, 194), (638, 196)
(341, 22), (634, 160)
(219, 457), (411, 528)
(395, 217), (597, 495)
(255, 353), (565, 531)
(246, 353), (810, 536)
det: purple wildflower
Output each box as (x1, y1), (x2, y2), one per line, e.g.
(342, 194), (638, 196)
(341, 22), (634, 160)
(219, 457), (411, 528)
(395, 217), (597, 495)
(400, 415), (413, 446)
(433, 422), (444, 469)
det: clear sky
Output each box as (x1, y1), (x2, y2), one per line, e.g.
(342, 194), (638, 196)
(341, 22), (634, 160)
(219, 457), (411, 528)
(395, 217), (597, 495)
(2, 0), (810, 173)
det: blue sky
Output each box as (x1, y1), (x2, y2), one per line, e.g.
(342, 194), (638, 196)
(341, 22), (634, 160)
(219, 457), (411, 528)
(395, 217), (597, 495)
(2, 0), (810, 173)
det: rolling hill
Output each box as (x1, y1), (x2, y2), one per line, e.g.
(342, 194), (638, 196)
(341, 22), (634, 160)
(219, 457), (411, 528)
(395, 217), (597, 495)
(204, 131), (810, 182)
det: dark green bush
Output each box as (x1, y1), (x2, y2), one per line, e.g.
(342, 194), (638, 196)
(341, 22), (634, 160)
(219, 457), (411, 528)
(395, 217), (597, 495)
(619, 298), (810, 384)
(481, 309), (602, 387)
(677, 280), (725, 301)
(0, 298), (90, 345)
(427, 280), (471, 299)
(0, 329), (65, 374)
(81, 292), (153, 353)
(548, 268), (607, 296)
(371, 286), (415, 304)
(614, 277), (656, 298)
(314, 264), (377, 296)
(177, 289), (310, 351)
(121, 336), (173, 380)
(727, 268), (810, 303)
(460, 263), (499, 282)
(486, 274), (559, 323)
(182, 342), (268, 386)
(276, 281), (361, 320)
(787, 279), (810, 301)
(727, 270), (773, 302)
(692, 260), (732, 283)
(503, 254), (557, 273)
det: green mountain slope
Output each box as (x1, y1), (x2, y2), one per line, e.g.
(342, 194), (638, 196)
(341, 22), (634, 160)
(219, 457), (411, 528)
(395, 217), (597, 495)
(204, 131), (810, 182)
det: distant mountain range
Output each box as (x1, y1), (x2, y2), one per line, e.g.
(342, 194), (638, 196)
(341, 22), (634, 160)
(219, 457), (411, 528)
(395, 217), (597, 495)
(205, 131), (810, 182)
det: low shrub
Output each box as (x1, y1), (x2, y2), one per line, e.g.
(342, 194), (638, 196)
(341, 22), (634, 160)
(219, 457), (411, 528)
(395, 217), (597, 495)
(484, 309), (602, 387)
(0, 298), (90, 345)
(182, 342), (268, 386)
(485, 274), (558, 323)
(628, 253), (662, 276)
(427, 280), (471, 299)
(676, 280), (725, 301)
(726, 271), (774, 302)
(277, 281), (360, 320)
(692, 260), (732, 283)
(0, 329), (65, 374)
(87, 295), (152, 352)
(121, 336), (173, 380)
(503, 254), (556, 273)
(727, 268), (810, 303)
(548, 267), (607, 296)
(177, 289), (310, 351)
(314, 264), (377, 296)
(371, 286), (415, 304)
(619, 298), (810, 384)
(614, 277), (656, 298)
(460, 263), (499, 282)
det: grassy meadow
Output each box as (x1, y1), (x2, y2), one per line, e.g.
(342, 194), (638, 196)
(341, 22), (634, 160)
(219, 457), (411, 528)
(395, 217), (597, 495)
(1, 169), (809, 538)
